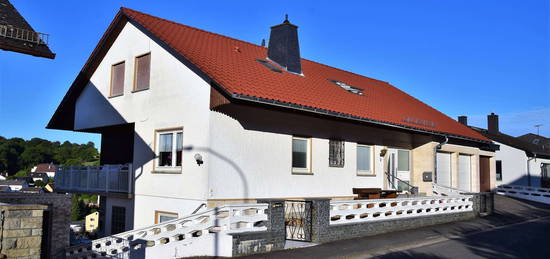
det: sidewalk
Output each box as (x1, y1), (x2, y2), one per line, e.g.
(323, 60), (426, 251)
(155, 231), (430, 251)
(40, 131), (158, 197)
(242, 195), (550, 259)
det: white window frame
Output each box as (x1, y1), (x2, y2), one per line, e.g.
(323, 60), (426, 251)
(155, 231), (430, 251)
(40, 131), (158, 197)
(155, 210), (179, 224)
(292, 137), (312, 174)
(155, 129), (183, 173)
(357, 144), (374, 175)
(397, 149), (411, 172)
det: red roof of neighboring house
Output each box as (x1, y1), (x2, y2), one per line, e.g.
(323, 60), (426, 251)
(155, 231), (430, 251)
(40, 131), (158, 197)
(34, 163), (56, 173)
(48, 7), (490, 143)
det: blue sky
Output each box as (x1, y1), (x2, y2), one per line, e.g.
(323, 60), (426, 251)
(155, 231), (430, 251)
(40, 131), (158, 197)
(0, 0), (548, 147)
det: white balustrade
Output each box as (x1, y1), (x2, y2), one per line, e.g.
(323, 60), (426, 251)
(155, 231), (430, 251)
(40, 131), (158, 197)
(496, 185), (550, 204)
(330, 195), (474, 225)
(55, 164), (132, 194)
(65, 203), (269, 258)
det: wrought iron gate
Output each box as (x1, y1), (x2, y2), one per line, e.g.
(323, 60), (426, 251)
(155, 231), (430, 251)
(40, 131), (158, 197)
(284, 200), (312, 241)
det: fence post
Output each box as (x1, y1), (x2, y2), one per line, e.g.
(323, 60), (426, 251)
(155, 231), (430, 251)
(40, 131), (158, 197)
(304, 198), (330, 243)
(255, 199), (285, 249)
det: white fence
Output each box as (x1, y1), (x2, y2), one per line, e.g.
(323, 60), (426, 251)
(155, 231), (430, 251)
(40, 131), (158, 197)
(496, 185), (550, 205)
(66, 203), (268, 258)
(0, 25), (49, 45)
(330, 195), (474, 225)
(55, 164), (132, 194)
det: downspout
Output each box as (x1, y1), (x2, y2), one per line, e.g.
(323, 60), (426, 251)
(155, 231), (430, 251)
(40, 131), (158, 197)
(434, 136), (449, 185)
(0, 210), (5, 253)
(527, 154), (536, 187)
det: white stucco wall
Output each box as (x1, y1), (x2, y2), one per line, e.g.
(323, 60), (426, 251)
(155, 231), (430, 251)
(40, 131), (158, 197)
(494, 141), (529, 186)
(207, 110), (385, 200)
(74, 22), (212, 229)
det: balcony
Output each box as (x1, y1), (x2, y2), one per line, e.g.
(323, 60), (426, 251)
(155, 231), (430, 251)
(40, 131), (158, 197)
(55, 164), (133, 197)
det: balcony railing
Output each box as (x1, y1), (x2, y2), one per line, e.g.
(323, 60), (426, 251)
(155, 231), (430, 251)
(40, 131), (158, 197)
(0, 25), (49, 45)
(55, 164), (133, 194)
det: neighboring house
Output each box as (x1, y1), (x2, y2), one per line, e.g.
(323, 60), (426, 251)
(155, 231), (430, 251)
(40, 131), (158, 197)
(0, 186), (11, 192)
(461, 114), (550, 188)
(0, 0), (55, 58)
(31, 163), (57, 178)
(0, 174), (6, 181)
(29, 172), (49, 183)
(85, 211), (100, 233)
(0, 179), (29, 191)
(49, 8), (497, 235)
(518, 133), (550, 153)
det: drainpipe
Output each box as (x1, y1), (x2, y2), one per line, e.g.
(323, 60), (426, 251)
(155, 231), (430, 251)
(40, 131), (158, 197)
(434, 136), (449, 185)
(527, 154), (536, 187)
(0, 210), (5, 253)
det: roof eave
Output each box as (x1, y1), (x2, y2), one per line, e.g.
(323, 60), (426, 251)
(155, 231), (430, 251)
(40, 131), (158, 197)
(231, 93), (493, 146)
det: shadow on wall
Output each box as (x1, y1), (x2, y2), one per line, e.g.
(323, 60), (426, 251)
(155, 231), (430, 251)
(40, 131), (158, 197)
(72, 83), (155, 235)
(503, 175), (543, 188)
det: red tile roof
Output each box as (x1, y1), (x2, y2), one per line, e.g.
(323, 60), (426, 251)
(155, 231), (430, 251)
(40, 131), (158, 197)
(120, 8), (489, 142)
(49, 7), (489, 143)
(34, 163), (56, 173)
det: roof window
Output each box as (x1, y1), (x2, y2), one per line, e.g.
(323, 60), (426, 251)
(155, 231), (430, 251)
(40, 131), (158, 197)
(330, 80), (364, 95)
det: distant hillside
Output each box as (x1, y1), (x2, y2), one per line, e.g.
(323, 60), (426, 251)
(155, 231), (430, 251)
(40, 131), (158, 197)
(0, 136), (99, 175)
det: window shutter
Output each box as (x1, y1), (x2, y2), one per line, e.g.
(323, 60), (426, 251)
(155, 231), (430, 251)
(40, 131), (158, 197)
(329, 140), (345, 167)
(135, 53), (151, 91)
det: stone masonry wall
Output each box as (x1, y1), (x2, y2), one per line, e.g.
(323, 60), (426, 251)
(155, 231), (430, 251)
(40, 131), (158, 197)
(231, 200), (285, 257)
(0, 203), (48, 258)
(0, 193), (71, 258)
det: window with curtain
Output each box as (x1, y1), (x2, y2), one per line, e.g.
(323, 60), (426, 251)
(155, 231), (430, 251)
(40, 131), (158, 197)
(397, 150), (410, 171)
(292, 137), (311, 173)
(134, 53), (151, 91)
(110, 61), (125, 97)
(329, 140), (345, 167)
(357, 145), (373, 174)
(157, 129), (183, 170)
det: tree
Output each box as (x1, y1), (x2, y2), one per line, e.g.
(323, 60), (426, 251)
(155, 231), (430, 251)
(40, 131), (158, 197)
(71, 196), (87, 221)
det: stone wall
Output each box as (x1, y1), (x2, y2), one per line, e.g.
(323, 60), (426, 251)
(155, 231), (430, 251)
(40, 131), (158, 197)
(0, 203), (48, 258)
(0, 193), (71, 258)
(230, 199), (285, 257)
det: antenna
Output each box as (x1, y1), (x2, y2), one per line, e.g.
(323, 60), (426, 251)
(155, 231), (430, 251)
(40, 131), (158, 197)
(535, 124), (543, 136)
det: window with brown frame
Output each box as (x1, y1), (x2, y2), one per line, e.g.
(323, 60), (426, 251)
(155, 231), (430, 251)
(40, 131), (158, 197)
(110, 62), (125, 97)
(134, 53), (151, 91)
(155, 211), (178, 224)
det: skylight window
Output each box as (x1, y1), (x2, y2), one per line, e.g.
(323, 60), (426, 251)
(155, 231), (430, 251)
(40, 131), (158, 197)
(330, 80), (364, 96)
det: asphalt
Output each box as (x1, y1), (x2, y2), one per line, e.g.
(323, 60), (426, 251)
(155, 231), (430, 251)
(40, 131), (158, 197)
(242, 195), (550, 259)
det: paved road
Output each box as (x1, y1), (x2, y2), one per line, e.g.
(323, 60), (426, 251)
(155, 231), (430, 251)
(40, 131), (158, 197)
(375, 215), (550, 259)
(243, 195), (550, 259)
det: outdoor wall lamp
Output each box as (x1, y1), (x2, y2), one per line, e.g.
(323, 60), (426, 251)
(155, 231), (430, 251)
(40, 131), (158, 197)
(380, 148), (387, 157)
(194, 153), (204, 166)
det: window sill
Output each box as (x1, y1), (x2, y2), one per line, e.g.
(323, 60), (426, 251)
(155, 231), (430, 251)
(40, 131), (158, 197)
(108, 94), (123, 98)
(357, 172), (376, 177)
(152, 169), (182, 174)
(291, 170), (313, 175)
(132, 88), (150, 93)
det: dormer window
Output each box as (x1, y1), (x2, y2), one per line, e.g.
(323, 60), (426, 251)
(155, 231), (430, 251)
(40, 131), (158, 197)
(330, 80), (364, 96)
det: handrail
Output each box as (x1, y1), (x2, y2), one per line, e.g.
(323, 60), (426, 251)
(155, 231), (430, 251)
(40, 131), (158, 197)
(385, 170), (418, 194)
(191, 203), (207, 214)
(432, 183), (468, 196)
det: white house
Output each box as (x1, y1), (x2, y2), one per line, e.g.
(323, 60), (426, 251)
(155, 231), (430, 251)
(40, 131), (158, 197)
(31, 163), (57, 178)
(460, 114), (550, 188)
(49, 8), (497, 236)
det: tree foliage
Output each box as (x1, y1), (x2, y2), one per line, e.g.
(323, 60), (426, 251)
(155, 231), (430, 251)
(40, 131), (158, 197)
(0, 136), (99, 175)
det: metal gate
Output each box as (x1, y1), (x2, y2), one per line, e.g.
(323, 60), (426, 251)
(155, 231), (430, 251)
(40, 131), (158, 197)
(284, 200), (312, 241)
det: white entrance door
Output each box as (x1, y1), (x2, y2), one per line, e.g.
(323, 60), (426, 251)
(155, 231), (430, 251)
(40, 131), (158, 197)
(387, 149), (411, 191)
(436, 152), (452, 187)
(458, 154), (471, 192)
